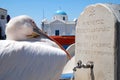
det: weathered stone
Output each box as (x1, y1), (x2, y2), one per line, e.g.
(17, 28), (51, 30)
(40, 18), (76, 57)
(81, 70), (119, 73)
(75, 3), (120, 80)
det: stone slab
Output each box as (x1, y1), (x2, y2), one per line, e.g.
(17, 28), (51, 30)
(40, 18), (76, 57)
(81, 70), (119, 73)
(75, 3), (118, 80)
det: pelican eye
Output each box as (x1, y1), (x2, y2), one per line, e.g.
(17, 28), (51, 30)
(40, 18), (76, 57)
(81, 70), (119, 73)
(30, 20), (35, 25)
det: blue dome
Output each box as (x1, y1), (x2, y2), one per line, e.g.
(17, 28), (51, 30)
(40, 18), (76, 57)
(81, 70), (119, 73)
(55, 10), (67, 15)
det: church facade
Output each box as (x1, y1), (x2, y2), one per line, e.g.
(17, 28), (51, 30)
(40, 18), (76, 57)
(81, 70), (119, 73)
(41, 10), (77, 36)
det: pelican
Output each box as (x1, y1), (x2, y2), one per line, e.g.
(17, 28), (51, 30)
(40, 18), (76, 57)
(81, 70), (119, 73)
(0, 15), (71, 80)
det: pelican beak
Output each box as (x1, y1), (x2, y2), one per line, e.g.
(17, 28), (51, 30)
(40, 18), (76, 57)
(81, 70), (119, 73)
(27, 24), (72, 60)
(27, 32), (40, 38)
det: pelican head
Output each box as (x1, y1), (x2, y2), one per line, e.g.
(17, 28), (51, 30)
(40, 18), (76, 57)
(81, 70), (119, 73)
(6, 15), (42, 40)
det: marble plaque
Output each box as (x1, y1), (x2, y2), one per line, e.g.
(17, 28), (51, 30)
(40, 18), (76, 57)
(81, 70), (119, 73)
(75, 3), (118, 80)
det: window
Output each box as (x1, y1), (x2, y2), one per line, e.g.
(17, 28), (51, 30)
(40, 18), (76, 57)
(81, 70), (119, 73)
(63, 17), (65, 20)
(1, 15), (5, 19)
(55, 30), (59, 36)
(0, 27), (2, 39)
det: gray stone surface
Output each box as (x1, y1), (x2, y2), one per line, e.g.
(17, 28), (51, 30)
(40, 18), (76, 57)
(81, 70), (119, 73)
(75, 3), (120, 80)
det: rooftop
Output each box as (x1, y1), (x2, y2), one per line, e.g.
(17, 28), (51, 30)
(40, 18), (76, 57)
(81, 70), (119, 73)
(55, 10), (67, 15)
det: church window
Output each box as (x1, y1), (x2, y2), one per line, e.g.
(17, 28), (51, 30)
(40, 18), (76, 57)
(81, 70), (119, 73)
(0, 27), (2, 39)
(63, 17), (65, 20)
(1, 15), (5, 19)
(55, 30), (59, 36)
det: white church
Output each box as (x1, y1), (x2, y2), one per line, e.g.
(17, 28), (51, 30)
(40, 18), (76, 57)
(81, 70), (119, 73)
(41, 10), (77, 36)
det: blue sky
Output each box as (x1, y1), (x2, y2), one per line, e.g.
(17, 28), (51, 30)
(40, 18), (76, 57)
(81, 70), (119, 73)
(0, 0), (120, 27)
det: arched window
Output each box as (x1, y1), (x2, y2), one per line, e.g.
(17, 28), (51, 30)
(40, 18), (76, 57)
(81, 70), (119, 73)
(7, 15), (11, 23)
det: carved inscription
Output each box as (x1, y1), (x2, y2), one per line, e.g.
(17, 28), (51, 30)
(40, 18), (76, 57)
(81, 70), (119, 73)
(85, 35), (98, 40)
(82, 19), (104, 25)
(77, 26), (113, 55)
(77, 42), (112, 49)
(88, 7), (95, 17)
(76, 18), (113, 55)
(78, 50), (112, 55)
(77, 27), (111, 33)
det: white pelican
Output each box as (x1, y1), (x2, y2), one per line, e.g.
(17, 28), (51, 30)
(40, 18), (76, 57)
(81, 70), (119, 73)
(0, 15), (71, 80)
